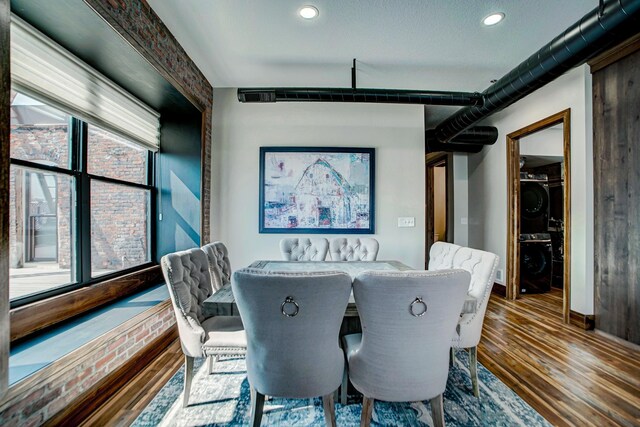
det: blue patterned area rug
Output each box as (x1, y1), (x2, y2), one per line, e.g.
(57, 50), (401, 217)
(132, 352), (550, 426)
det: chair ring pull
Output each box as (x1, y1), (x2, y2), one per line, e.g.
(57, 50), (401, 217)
(410, 296), (427, 317)
(281, 296), (299, 317)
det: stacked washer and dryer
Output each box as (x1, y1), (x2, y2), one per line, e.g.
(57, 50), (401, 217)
(519, 172), (553, 294)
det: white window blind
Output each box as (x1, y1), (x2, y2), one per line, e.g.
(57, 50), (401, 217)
(10, 15), (160, 150)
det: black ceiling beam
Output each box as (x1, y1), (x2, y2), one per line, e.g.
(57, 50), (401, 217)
(237, 88), (482, 107)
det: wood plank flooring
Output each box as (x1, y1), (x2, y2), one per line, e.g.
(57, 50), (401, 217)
(480, 288), (640, 427)
(85, 290), (640, 426)
(79, 340), (183, 427)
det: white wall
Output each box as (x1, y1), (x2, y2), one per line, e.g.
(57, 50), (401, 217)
(452, 153), (469, 246)
(467, 65), (594, 314)
(520, 126), (564, 157)
(211, 88), (426, 270)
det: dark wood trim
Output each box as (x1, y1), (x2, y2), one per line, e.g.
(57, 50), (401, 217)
(506, 109), (572, 324)
(569, 310), (595, 330)
(43, 325), (178, 427)
(0, 0), (10, 400)
(491, 282), (506, 297)
(10, 265), (162, 342)
(425, 152), (449, 268)
(589, 32), (640, 73)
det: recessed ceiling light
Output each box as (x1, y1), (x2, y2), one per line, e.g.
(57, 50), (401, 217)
(299, 5), (319, 19)
(483, 12), (505, 26)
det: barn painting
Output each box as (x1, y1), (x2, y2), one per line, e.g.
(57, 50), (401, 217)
(259, 147), (375, 233)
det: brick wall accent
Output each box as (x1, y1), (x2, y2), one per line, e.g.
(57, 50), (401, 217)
(84, 0), (214, 245)
(0, 300), (175, 426)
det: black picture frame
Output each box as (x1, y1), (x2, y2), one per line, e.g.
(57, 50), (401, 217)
(259, 146), (375, 234)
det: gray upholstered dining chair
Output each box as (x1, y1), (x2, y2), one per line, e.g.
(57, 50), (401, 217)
(232, 268), (352, 427)
(202, 241), (232, 291)
(161, 248), (247, 407)
(449, 246), (499, 397)
(279, 237), (329, 261)
(329, 237), (379, 261)
(343, 269), (470, 427)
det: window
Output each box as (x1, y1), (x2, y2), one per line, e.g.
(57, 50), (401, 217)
(9, 91), (156, 305)
(8, 16), (160, 307)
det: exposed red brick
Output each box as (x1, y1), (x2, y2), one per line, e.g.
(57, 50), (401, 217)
(96, 351), (117, 371)
(107, 334), (127, 352)
(24, 386), (62, 417)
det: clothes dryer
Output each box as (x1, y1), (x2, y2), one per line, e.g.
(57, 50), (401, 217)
(520, 173), (550, 233)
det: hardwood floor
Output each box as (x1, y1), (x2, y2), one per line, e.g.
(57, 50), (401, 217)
(86, 289), (640, 426)
(480, 288), (640, 427)
(79, 340), (183, 427)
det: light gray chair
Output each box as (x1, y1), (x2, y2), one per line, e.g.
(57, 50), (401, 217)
(343, 270), (470, 427)
(329, 237), (379, 261)
(232, 268), (352, 427)
(161, 248), (247, 407)
(202, 241), (232, 291)
(279, 237), (329, 261)
(428, 241), (462, 270)
(449, 246), (499, 397)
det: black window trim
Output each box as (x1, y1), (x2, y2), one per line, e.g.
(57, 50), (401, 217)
(9, 111), (158, 309)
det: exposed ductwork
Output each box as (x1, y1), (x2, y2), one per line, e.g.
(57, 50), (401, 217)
(425, 126), (498, 153)
(238, 88), (482, 107)
(433, 0), (640, 143)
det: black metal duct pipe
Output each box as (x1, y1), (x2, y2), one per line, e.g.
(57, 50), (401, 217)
(434, 0), (640, 143)
(238, 88), (482, 107)
(425, 126), (498, 153)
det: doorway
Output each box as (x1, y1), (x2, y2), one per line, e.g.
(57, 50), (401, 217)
(426, 153), (451, 268)
(506, 109), (571, 323)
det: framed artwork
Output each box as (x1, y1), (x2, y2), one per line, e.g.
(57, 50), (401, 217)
(259, 147), (375, 234)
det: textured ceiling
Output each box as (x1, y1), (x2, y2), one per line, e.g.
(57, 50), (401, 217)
(147, 0), (596, 93)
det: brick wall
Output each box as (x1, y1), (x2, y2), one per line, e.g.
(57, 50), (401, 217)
(0, 301), (175, 426)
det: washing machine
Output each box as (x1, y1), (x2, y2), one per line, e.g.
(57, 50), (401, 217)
(520, 173), (550, 233)
(519, 233), (553, 294)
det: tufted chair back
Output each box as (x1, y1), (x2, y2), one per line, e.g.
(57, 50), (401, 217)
(279, 238), (329, 261)
(428, 241), (462, 270)
(202, 241), (232, 291)
(346, 270), (470, 402)
(450, 247), (499, 349)
(232, 268), (352, 398)
(329, 237), (379, 261)
(161, 248), (214, 358)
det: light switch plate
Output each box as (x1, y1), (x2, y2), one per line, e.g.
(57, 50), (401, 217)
(461, 217), (468, 225)
(398, 217), (415, 227)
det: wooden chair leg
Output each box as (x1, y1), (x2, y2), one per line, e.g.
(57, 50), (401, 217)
(430, 393), (445, 427)
(322, 392), (337, 427)
(360, 396), (374, 427)
(250, 386), (265, 427)
(183, 355), (194, 408)
(468, 346), (480, 397)
(450, 347), (456, 367)
(340, 364), (349, 405)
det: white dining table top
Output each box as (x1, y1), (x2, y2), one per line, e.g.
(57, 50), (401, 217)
(203, 260), (477, 317)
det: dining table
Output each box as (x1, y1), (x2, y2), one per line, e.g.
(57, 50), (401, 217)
(202, 260), (478, 335)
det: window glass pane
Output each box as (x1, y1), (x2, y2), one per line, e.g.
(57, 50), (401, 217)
(9, 165), (75, 300)
(91, 180), (150, 276)
(10, 90), (71, 169)
(87, 124), (147, 185)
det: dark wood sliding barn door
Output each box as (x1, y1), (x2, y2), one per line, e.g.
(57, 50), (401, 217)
(592, 40), (640, 345)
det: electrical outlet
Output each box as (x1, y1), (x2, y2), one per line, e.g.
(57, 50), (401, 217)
(397, 217), (415, 227)
(461, 217), (468, 225)
(496, 268), (504, 283)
